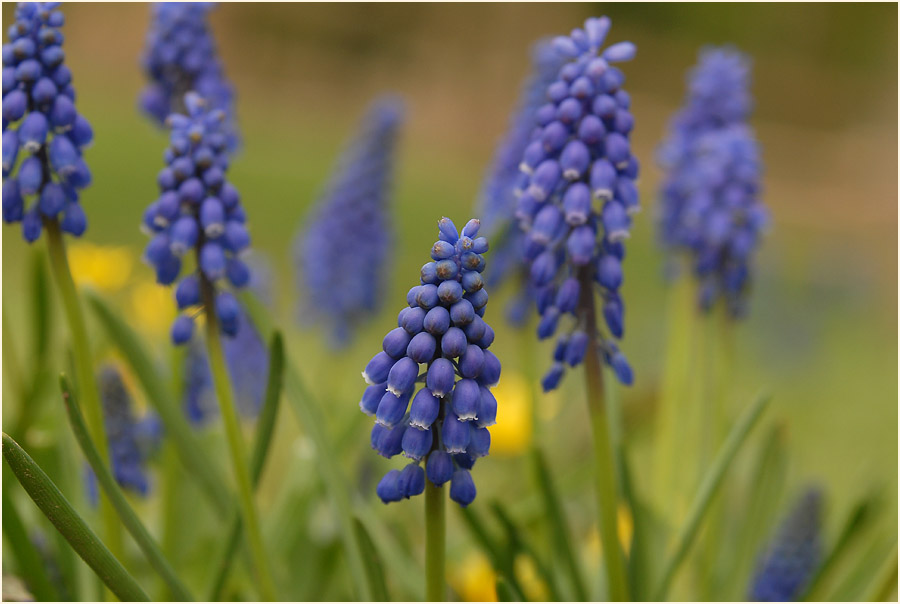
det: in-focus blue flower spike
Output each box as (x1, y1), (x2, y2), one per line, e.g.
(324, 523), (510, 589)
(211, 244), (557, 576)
(477, 40), (566, 327)
(657, 47), (767, 318)
(749, 487), (824, 602)
(294, 96), (404, 347)
(362, 217), (499, 508)
(142, 92), (252, 344)
(512, 16), (639, 391)
(92, 365), (163, 497)
(139, 2), (238, 149)
(2, 2), (94, 242)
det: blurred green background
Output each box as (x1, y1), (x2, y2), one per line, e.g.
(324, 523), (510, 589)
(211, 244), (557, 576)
(2, 3), (897, 600)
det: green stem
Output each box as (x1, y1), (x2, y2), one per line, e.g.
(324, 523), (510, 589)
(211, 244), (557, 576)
(2, 433), (150, 602)
(577, 270), (629, 602)
(202, 282), (277, 601)
(424, 477), (446, 601)
(44, 221), (122, 568)
(60, 375), (194, 601)
(208, 333), (284, 601)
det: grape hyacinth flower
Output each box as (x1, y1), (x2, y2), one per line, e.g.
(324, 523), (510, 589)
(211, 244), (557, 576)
(749, 488), (823, 602)
(477, 40), (564, 326)
(294, 97), (404, 347)
(139, 2), (237, 148)
(512, 16), (639, 390)
(183, 306), (269, 425)
(361, 217), (499, 508)
(657, 47), (767, 317)
(94, 365), (163, 497)
(2, 1), (94, 242)
(141, 91), (252, 344)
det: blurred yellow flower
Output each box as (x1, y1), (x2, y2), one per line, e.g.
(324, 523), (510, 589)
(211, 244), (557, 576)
(489, 372), (533, 456)
(129, 279), (177, 338)
(514, 553), (549, 602)
(584, 504), (634, 564)
(451, 551), (497, 602)
(68, 242), (134, 292)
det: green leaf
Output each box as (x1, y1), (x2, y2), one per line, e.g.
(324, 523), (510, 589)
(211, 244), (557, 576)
(86, 291), (233, 517)
(653, 391), (771, 601)
(490, 501), (562, 601)
(59, 374), (194, 601)
(2, 432), (150, 602)
(720, 424), (789, 599)
(860, 543), (898, 602)
(529, 447), (586, 600)
(801, 490), (881, 601)
(207, 332), (285, 600)
(240, 291), (375, 601)
(458, 505), (526, 600)
(353, 517), (390, 601)
(496, 575), (520, 602)
(2, 486), (60, 601)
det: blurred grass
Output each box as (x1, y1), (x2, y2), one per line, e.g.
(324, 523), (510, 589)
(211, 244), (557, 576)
(2, 3), (896, 600)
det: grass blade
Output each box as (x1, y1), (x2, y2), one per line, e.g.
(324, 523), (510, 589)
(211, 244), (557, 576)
(801, 491), (880, 601)
(496, 575), (520, 602)
(208, 332), (285, 600)
(653, 391), (771, 601)
(241, 291), (375, 601)
(458, 505), (527, 601)
(353, 517), (390, 601)
(721, 424), (788, 599)
(529, 447), (587, 600)
(490, 501), (562, 601)
(87, 291), (232, 517)
(2, 486), (60, 601)
(59, 374), (194, 601)
(2, 432), (150, 602)
(860, 543), (898, 602)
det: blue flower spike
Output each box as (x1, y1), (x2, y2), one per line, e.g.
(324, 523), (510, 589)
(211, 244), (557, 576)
(750, 488), (823, 602)
(657, 47), (767, 317)
(477, 40), (566, 325)
(294, 97), (404, 347)
(139, 2), (237, 148)
(142, 92), (252, 344)
(97, 365), (163, 496)
(513, 16), (639, 390)
(2, 2), (94, 242)
(362, 217), (499, 507)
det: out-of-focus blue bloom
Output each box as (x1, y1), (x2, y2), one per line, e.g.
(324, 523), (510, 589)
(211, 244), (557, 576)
(142, 92), (252, 344)
(139, 2), (237, 149)
(2, 2), (93, 242)
(182, 306), (268, 425)
(477, 41), (565, 327)
(657, 47), (767, 317)
(749, 487), (823, 602)
(293, 97), (404, 347)
(88, 365), (163, 498)
(362, 217), (499, 507)
(512, 16), (638, 390)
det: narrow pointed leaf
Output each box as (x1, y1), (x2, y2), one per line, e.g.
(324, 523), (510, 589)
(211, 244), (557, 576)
(208, 332), (284, 600)
(458, 506), (527, 602)
(2, 487), (60, 601)
(530, 446), (587, 600)
(490, 501), (562, 601)
(241, 291), (375, 601)
(654, 391), (771, 600)
(860, 544), (898, 602)
(2, 432), (150, 602)
(87, 291), (232, 517)
(496, 575), (520, 602)
(801, 491), (880, 601)
(60, 375), (194, 601)
(353, 517), (390, 601)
